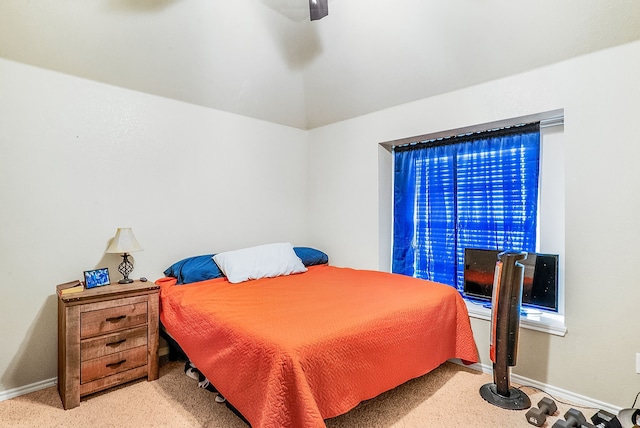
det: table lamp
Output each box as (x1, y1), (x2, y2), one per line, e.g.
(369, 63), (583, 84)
(106, 227), (143, 284)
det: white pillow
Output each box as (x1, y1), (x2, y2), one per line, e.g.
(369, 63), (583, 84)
(213, 243), (307, 284)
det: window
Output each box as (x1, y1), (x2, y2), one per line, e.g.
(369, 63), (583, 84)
(392, 123), (541, 292)
(381, 111), (565, 335)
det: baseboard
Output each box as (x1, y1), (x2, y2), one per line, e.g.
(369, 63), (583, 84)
(0, 345), (171, 403)
(1, 360), (622, 417)
(0, 377), (57, 403)
(452, 360), (621, 416)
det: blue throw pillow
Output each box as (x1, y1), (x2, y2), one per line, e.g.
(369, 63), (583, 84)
(164, 254), (225, 285)
(293, 247), (329, 267)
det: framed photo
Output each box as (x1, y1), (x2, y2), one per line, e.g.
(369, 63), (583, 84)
(84, 268), (111, 289)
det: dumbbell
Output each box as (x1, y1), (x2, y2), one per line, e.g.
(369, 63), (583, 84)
(526, 397), (558, 426)
(590, 409), (622, 428)
(552, 408), (596, 428)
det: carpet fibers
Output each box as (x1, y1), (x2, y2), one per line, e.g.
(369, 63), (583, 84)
(0, 357), (584, 427)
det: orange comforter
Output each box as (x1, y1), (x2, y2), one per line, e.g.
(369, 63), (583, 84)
(159, 265), (478, 428)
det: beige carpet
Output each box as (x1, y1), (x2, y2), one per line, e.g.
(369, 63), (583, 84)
(0, 357), (589, 427)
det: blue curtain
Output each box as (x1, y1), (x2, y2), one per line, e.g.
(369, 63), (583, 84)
(392, 124), (540, 291)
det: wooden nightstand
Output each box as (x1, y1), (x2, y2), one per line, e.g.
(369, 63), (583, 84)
(57, 280), (160, 410)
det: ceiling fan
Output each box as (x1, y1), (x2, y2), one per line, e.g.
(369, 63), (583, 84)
(309, 0), (328, 20)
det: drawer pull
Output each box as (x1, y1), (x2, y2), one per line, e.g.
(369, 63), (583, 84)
(105, 315), (126, 323)
(106, 339), (126, 347)
(106, 359), (127, 368)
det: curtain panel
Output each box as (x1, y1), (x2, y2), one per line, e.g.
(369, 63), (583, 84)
(392, 123), (540, 291)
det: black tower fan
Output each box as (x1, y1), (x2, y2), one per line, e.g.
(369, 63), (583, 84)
(479, 251), (531, 410)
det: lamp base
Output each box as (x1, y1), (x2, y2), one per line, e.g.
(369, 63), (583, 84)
(117, 253), (135, 285)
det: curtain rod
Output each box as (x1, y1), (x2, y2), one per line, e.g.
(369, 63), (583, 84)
(381, 109), (564, 151)
(394, 122), (540, 152)
(540, 116), (564, 128)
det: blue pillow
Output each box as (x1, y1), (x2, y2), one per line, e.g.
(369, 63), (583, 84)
(164, 254), (225, 285)
(293, 247), (329, 266)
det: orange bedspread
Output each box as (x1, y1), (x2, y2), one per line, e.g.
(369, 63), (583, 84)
(159, 265), (478, 428)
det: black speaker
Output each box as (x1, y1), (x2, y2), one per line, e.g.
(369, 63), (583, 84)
(309, 0), (328, 21)
(479, 251), (531, 410)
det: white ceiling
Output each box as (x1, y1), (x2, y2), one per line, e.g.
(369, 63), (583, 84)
(1, 0), (640, 130)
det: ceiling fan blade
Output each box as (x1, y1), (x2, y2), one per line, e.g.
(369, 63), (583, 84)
(310, 0), (328, 21)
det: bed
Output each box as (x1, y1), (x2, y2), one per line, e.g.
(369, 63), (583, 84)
(157, 244), (479, 428)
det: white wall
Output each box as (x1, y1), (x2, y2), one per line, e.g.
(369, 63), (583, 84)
(0, 58), (308, 392)
(2, 40), (640, 410)
(308, 41), (640, 408)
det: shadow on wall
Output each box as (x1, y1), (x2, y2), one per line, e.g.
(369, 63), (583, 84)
(471, 318), (553, 386)
(93, 253), (142, 285)
(0, 252), (139, 397)
(261, 0), (324, 70)
(515, 328), (553, 385)
(1, 295), (58, 394)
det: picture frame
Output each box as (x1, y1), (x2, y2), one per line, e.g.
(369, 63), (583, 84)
(84, 267), (111, 289)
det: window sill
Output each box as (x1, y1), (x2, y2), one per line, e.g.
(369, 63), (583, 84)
(464, 299), (567, 337)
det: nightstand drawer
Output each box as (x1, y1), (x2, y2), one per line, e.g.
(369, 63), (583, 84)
(81, 346), (148, 384)
(80, 302), (148, 338)
(81, 325), (148, 361)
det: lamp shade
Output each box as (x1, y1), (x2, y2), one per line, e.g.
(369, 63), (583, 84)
(106, 228), (143, 254)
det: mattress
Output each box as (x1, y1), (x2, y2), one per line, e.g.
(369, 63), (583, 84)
(158, 264), (478, 427)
